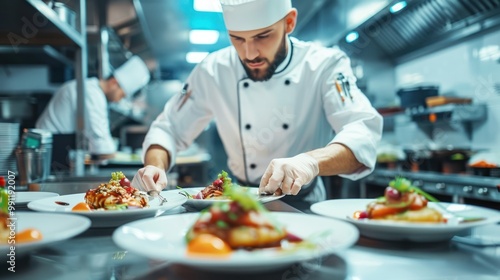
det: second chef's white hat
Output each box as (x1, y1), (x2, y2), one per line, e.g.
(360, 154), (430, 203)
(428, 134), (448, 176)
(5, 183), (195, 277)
(220, 0), (292, 31)
(113, 56), (151, 97)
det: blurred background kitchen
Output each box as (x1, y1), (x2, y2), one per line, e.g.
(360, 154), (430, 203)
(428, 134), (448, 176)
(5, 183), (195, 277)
(1, 0), (499, 209)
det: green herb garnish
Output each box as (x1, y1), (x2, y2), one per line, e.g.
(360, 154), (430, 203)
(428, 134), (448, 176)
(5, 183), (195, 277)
(389, 177), (439, 202)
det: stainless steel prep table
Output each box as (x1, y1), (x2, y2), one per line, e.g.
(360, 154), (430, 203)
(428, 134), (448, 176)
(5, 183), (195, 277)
(2, 199), (499, 280)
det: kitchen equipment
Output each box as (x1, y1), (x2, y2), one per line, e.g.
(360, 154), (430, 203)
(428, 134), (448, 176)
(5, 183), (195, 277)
(397, 86), (439, 108)
(52, 2), (76, 29)
(0, 122), (20, 173)
(426, 96), (472, 107)
(16, 129), (53, 186)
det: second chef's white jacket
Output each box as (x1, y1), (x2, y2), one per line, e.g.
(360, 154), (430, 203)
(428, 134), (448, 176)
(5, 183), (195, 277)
(143, 37), (383, 184)
(36, 77), (116, 155)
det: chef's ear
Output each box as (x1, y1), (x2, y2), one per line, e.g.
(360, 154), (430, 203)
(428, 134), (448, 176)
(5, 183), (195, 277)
(284, 8), (298, 34)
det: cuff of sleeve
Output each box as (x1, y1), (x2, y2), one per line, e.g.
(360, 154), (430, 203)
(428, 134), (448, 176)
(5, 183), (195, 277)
(88, 138), (117, 155)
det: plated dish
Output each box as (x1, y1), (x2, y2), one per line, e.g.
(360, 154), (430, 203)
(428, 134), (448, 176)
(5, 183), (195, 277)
(178, 187), (284, 210)
(113, 212), (358, 272)
(310, 198), (500, 242)
(177, 170), (285, 210)
(14, 191), (59, 206)
(0, 212), (91, 260)
(27, 191), (187, 228)
(113, 185), (358, 272)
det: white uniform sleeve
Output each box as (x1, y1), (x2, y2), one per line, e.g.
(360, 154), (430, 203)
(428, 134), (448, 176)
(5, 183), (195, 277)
(142, 63), (214, 169)
(321, 51), (383, 180)
(85, 83), (116, 155)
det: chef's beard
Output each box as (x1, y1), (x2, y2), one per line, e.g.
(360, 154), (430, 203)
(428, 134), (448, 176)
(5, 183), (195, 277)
(241, 35), (288, 82)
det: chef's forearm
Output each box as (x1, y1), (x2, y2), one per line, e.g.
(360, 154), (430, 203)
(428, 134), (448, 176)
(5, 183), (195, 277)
(306, 143), (364, 176)
(144, 144), (171, 171)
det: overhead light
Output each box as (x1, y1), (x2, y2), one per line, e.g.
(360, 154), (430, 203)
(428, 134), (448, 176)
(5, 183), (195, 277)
(189, 30), (220, 44)
(186, 52), (209, 63)
(345, 31), (359, 43)
(193, 0), (222, 12)
(390, 1), (407, 13)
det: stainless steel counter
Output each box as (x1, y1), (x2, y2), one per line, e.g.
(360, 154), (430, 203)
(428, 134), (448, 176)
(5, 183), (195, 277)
(2, 194), (500, 280)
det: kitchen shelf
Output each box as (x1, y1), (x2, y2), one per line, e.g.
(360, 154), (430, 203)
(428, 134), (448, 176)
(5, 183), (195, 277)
(0, 0), (83, 47)
(0, 46), (74, 67)
(0, 0), (88, 176)
(408, 104), (487, 123)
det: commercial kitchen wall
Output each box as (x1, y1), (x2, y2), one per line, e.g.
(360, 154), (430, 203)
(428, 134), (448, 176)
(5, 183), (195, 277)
(0, 65), (58, 92)
(393, 27), (500, 152)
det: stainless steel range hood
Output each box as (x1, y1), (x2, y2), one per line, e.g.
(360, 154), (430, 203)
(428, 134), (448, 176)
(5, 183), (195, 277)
(339, 0), (500, 62)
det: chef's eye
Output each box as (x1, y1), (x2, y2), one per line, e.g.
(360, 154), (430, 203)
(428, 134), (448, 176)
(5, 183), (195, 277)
(231, 37), (244, 42)
(256, 35), (269, 40)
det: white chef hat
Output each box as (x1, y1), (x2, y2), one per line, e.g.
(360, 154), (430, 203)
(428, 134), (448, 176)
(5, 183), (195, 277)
(113, 56), (150, 97)
(220, 0), (292, 31)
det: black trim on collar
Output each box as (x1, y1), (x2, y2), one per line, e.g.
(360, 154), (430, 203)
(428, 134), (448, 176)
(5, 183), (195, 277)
(275, 37), (294, 75)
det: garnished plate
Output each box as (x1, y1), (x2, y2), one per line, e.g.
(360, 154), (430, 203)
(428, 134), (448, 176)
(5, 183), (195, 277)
(27, 191), (187, 228)
(112, 212), (359, 272)
(310, 199), (500, 242)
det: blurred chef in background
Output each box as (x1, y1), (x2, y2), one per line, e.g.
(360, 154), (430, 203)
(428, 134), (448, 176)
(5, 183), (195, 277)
(36, 56), (150, 157)
(132, 0), (382, 206)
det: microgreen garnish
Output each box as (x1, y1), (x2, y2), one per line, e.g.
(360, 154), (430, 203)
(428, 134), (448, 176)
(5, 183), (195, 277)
(389, 177), (439, 202)
(177, 186), (193, 199)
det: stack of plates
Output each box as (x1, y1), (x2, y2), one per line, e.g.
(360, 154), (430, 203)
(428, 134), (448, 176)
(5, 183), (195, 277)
(0, 122), (20, 173)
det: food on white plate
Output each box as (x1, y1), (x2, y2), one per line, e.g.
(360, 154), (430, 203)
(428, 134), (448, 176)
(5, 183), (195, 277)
(75, 172), (148, 211)
(353, 177), (445, 223)
(179, 170), (233, 200)
(1, 176), (43, 243)
(185, 184), (307, 257)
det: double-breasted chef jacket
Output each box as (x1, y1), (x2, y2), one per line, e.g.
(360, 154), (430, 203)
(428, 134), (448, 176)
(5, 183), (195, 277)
(143, 37), (383, 185)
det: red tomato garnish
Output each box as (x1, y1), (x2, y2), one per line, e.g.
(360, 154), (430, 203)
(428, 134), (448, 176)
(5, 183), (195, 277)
(120, 177), (131, 187)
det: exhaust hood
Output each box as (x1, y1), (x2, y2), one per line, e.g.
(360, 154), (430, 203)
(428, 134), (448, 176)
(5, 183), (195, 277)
(339, 0), (500, 62)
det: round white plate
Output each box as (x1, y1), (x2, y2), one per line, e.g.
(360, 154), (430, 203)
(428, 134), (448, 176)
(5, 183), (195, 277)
(176, 187), (285, 210)
(27, 191), (187, 228)
(14, 192), (59, 206)
(112, 212), (359, 272)
(0, 212), (91, 261)
(310, 199), (500, 242)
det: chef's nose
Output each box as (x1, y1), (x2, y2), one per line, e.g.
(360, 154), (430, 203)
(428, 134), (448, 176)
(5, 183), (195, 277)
(244, 41), (259, 61)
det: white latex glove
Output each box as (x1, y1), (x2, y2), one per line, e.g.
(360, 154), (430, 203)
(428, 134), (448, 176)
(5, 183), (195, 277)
(259, 153), (319, 195)
(131, 165), (168, 193)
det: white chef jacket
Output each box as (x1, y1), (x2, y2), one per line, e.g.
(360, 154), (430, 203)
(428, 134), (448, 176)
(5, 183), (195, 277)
(143, 37), (383, 184)
(36, 77), (116, 155)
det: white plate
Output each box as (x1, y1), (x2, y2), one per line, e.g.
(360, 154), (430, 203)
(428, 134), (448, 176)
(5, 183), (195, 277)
(27, 191), (187, 228)
(112, 212), (359, 272)
(14, 191), (59, 206)
(310, 199), (500, 242)
(176, 187), (285, 210)
(0, 212), (91, 261)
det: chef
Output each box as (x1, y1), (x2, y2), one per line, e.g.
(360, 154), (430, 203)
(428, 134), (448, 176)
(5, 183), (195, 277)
(36, 56), (150, 156)
(132, 0), (383, 205)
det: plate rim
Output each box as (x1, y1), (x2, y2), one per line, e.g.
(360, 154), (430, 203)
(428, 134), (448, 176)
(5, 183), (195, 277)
(0, 212), (91, 251)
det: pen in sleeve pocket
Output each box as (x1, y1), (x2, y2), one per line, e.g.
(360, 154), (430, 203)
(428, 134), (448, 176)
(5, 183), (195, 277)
(177, 83), (192, 111)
